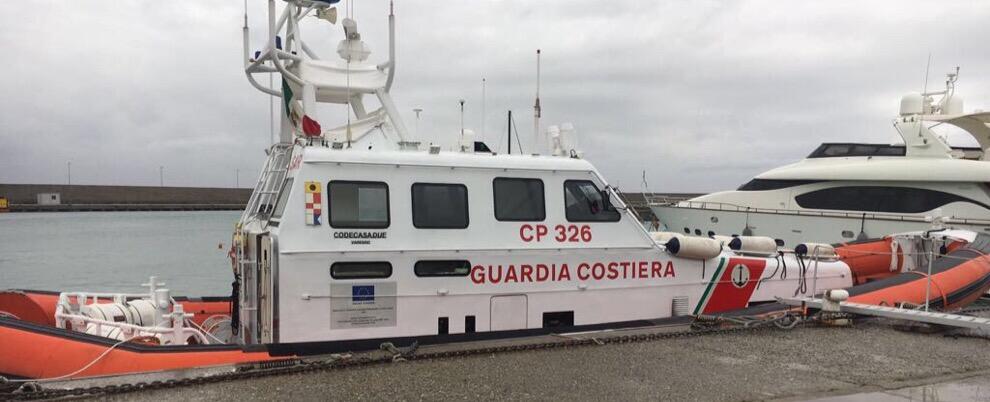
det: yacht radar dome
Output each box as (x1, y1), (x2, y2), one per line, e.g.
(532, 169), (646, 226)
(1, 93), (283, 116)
(899, 93), (924, 116)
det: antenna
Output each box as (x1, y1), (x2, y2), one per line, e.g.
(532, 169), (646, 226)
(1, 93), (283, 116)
(413, 108), (423, 141)
(459, 99), (466, 141)
(481, 77), (486, 142)
(533, 49), (541, 154)
(511, 111), (523, 154)
(269, 73), (275, 145)
(947, 66), (959, 97)
(922, 52), (932, 96)
(507, 110), (512, 155)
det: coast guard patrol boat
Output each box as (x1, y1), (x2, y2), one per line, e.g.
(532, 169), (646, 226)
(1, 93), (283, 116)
(4, 1), (990, 382)
(0, 1), (870, 379)
(227, 0), (854, 344)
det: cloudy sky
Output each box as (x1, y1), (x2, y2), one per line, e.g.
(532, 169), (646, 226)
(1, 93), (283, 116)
(1, 0), (988, 192)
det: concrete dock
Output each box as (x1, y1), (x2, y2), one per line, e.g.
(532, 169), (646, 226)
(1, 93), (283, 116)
(97, 315), (990, 402)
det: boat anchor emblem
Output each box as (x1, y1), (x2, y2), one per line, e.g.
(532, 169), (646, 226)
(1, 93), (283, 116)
(730, 264), (750, 288)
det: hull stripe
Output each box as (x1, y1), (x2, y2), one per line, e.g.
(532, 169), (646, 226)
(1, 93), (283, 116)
(693, 257), (726, 315)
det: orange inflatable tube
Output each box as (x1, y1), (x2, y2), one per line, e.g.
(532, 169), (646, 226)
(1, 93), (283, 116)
(846, 248), (990, 309)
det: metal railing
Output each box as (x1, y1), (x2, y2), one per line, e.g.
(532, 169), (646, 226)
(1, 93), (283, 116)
(651, 199), (990, 226)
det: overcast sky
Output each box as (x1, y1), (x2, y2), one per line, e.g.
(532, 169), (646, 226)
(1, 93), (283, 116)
(1, 1), (988, 192)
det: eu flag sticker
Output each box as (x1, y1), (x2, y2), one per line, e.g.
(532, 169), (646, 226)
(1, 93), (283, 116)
(352, 285), (375, 303)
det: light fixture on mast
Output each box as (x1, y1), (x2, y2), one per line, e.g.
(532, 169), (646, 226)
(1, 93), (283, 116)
(316, 6), (338, 24)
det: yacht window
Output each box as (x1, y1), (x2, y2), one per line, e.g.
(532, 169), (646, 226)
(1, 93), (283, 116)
(412, 183), (469, 228)
(330, 261), (392, 279)
(823, 144), (851, 156)
(794, 186), (989, 214)
(874, 146), (906, 156)
(271, 178), (294, 219)
(414, 260), (472, 277)
(493, 178), (546, 221)
(737, 179), (823, 191)
(564, 180), (620, 222)
(328, 181), (390, 228)
(808, 143), (906, 158)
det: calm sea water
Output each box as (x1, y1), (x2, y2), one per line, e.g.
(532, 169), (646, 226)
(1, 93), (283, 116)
(0, 211), (240, 296)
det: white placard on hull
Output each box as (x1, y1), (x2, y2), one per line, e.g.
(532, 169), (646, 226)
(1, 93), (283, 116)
(329, 282), (397, 329)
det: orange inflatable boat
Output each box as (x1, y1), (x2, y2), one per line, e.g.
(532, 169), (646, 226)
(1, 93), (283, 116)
(835, 229), (978, 286)
(843, 233), (990, 309)
(731, 231), (990, 317)
(0, 292), (285, 380)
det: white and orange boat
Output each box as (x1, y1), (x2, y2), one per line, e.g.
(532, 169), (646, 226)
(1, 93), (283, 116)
(2, 0), (989, 383)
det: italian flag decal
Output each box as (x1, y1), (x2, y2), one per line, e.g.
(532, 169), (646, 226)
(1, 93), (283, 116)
(693, 257), (767, 315)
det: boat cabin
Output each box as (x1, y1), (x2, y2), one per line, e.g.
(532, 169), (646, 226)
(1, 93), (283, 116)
(235, 146), (682, 343)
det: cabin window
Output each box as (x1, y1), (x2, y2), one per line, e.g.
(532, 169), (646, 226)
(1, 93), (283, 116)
(415, 260), (472, 277)
(794, 186), (990, 214)
(493, 178), (546, 221)
(271, 178), (294, 219)
(330, 261), (392, 279)
(411, 183), (469, 228)
(564, 180), (620, 222)
(328, 181), (390, 228)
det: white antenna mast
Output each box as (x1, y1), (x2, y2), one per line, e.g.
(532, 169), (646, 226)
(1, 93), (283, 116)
(481, 77), (486, 143)
(269, 73), (275, 145)
(243, 0), (276, 146)
(533, 49), (541, 154)
(918, 53), (932, 140)
(459, 99), (466, 141)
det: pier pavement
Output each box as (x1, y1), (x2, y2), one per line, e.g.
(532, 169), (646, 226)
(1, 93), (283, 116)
(101, 314), (990, 401)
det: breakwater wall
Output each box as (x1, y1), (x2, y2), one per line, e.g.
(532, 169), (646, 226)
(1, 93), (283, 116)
(0, 184), (251, 212)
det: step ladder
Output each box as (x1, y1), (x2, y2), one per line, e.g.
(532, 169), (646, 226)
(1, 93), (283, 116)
(242, 143), (293, 222)
(780, 297), (990, 330)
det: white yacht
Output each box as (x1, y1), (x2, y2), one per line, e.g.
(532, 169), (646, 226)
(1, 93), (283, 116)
(652, 69), (990, 246)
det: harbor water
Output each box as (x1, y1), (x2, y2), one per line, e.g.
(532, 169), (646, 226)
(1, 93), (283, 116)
(0, 211), (238, 296)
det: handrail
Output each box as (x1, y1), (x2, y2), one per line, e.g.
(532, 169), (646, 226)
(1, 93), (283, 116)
(651, 199), (990, 225)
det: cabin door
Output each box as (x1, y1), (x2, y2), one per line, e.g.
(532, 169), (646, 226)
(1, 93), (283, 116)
(258, 235), (274, 343)
(490, 295), (528, 331)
